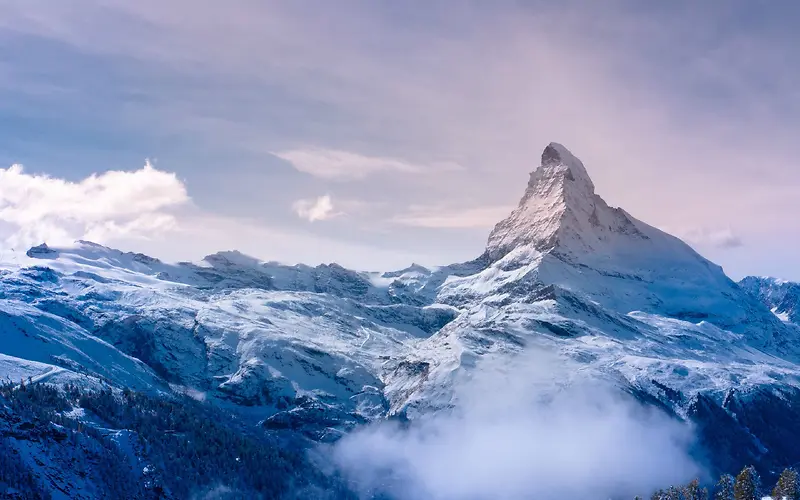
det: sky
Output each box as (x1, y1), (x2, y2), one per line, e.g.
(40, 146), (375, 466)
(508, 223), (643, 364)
(0, 0), (798, 278)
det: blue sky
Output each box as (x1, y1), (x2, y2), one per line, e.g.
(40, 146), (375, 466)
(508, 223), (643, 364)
(0, 1), (798, 278)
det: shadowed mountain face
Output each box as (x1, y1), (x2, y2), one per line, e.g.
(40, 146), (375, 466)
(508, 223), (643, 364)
(2, 143), (800, 497)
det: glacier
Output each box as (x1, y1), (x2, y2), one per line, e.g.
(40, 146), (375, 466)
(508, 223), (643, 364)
(2, 143), (800, 498)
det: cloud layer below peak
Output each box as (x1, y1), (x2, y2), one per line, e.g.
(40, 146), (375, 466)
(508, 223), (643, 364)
(333, 351), (702, 500)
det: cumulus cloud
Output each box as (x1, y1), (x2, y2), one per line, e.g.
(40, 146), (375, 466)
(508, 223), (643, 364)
(332, 352), (702, 500)
(292, 195), (339, 222)
(392, 204), (515, 229)
(0, 161), (189, 249)
(273, 149), (461, 180)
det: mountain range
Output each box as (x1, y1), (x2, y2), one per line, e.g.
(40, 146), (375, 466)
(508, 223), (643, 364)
(2, 143), (800, 499)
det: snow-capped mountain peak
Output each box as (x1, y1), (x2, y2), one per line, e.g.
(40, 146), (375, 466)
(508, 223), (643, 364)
(540, 141), (595, 193)
(486, 142), (650, 262)
(473, 143), (793, 354)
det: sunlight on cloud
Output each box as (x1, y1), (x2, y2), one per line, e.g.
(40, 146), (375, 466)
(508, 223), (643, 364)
(292, 195), (338, 222)
(273, 149), (461, 180)
(0, 161), (189, 248)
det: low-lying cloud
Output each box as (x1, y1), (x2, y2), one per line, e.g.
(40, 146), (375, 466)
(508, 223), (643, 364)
(0, 161), (189, 249)
(332, 352), (702, 500)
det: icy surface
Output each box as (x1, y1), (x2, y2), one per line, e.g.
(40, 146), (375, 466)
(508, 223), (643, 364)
(0, 240), (459, 428)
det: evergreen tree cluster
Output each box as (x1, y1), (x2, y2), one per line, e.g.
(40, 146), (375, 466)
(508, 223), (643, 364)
(644, 465), (799, 500)
(647, 478), (708, 500)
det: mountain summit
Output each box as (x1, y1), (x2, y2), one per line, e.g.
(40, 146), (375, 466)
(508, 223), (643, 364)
(478, 143), (792, 349)
(486, 142), (648, 261)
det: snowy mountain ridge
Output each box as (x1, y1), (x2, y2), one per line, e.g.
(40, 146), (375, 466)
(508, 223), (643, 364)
(3, 143), (800, 497)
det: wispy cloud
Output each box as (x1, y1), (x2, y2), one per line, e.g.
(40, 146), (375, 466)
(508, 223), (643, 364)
(392, 204), (514, 229)
(671, 227), (744, 250)
(0, 160), (188, 249)
(273, 149), (461, 180)
(292, 195), (339, 222)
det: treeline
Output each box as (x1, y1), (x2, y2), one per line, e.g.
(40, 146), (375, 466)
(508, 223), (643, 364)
(0, 381), (354, 499)
(642, 465), (799, 500)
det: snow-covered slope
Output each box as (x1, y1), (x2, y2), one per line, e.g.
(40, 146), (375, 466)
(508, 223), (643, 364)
(3, 143), (800, 496)
(1, 242), (460, 441)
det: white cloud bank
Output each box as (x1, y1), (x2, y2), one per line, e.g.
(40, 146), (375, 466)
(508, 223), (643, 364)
(0, 161), (189, 249)
(332, 352), (702, 500)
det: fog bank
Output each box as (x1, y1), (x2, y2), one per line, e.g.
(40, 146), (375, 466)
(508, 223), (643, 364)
(333, 352), (702, 499)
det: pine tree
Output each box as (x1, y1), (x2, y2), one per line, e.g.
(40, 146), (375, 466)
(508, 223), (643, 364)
(683, 478), (709, 500)
(651, 490), (667, 500)
(715, 474), (735, 500)
(773, 468), (800, 500)
(734, 466), (761, 500)
(665, 486), (684, 500)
